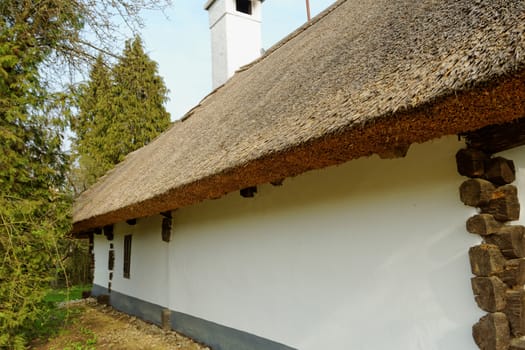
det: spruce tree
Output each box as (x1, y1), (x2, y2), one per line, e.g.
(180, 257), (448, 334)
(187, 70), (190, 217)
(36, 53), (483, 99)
(72, 36), (170, 188)
(72, 55), (115, 190)
(112, 36), (170, 157)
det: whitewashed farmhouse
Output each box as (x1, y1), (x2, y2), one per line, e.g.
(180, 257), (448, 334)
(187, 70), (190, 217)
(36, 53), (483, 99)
(72, 0), (525, 349)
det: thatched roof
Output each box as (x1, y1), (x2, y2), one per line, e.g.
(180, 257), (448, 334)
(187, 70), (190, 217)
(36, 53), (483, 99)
(73, 0), (525, 234)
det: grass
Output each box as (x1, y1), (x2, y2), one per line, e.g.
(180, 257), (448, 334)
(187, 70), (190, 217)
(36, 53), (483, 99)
(55, 327), (97, 350)
(44, 284), (92, 304)
(29, 285), (93, 347)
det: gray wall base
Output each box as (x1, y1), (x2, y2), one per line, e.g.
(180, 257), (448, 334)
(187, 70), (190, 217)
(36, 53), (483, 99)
(91, 284), (295, 350)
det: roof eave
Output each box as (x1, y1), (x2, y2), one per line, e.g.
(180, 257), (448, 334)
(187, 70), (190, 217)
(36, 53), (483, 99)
(72, 68), (525, 235)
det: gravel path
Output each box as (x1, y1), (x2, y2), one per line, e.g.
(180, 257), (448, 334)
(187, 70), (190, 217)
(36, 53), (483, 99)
(35, 299), (210, 350)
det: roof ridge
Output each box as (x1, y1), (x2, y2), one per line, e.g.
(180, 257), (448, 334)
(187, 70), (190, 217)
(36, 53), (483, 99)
(177, 0), (347, 123)
(238, 0), (347, 72)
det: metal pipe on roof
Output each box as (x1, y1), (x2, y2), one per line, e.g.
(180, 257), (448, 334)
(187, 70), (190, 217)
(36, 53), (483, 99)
(305, 0), (311, 21)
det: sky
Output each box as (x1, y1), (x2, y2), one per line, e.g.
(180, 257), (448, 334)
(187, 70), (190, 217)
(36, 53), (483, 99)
(138, 0), (336, 121)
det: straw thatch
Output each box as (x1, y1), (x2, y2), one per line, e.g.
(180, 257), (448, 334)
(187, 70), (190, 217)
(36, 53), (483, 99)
(73, 0), (525, 234)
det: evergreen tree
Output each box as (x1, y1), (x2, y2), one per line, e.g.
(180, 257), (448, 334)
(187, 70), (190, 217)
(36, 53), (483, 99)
(112, 36), (171, 159)
(0, 7), (71, 348)
(71, 55), (114, 190)
(0, 1), (170, 347)
(72, 36), (170, 189)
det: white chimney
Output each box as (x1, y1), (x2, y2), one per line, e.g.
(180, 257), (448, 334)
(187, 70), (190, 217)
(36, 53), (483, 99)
(205, 0), (263, 89)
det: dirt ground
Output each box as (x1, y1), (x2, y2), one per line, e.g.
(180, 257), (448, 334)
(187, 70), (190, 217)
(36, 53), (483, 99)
(33, 299), (210, 350)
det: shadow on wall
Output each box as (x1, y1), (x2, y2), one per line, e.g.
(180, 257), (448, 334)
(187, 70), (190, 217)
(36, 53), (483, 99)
(175, 136), (468, 227)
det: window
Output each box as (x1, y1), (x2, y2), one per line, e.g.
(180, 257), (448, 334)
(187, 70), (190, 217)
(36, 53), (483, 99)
(162, 216), (172, 242)
(108, 250), (115, 271)
(236, 0), (252, 15)
(123, 235), (132, 279)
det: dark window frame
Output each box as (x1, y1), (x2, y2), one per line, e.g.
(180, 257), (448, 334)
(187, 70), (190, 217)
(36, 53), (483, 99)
(123, 234), (132, 279)
(108, 250), (115, 271)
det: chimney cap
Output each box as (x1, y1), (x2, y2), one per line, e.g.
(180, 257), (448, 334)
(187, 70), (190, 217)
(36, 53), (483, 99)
(204, 0), (264, 10)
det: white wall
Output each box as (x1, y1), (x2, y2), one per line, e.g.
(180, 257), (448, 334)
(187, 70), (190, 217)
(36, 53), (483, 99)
(92, 135), (489, 348)
(111, 215), (170, 307)
(93, 233), (109, 288)
(168, 135), (483, 349)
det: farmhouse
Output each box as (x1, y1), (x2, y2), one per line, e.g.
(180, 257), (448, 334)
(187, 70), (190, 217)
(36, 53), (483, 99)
(72, 0), (525, 349)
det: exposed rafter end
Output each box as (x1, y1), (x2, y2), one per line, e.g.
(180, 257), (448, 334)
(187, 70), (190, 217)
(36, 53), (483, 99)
(463, 117), (525, 154)
(240, 186), (257, 198)
(377, 144), (410, 159)
(270, 178), (284, 186)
